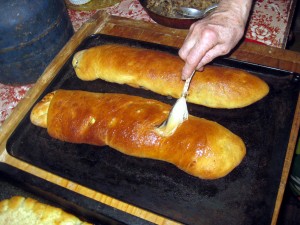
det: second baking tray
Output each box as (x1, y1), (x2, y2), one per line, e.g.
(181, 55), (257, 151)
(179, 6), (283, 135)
(6, 34), (300, 225)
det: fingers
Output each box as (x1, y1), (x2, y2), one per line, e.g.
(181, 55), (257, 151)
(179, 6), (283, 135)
(180, 28), (218, 80)
(178, 29), (197, 61)
(196, 43), (232, 70)
(178, 4), (248, 80)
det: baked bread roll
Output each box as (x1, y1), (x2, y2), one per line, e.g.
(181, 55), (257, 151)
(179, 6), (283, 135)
(0, 196), (91, 225)
(30, 90), (246, 179)
(72, 44), (269, 109)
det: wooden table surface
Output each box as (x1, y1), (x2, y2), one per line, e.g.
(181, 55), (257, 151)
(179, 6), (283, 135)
(0, 11), (299, 225)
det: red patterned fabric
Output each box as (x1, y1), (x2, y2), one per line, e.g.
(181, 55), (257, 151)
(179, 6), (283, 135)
(245, 0), (294, 48)
(0, 0), (294, 126)
(0, 84), (33, 125)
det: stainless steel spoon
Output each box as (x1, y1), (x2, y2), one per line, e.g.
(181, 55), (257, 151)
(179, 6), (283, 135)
(176, 3), (218, 19)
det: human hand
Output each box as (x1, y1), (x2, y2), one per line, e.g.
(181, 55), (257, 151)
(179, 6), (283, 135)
(179, 0), (252, 80)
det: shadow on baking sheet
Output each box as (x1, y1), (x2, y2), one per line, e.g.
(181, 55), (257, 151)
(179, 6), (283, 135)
(6, 34), (300, 225)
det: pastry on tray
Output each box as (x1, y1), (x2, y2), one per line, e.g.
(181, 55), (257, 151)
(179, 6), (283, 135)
(30, 90), (246, 179)
(72, 44), (269, 109)
(0, 196), (91, 225)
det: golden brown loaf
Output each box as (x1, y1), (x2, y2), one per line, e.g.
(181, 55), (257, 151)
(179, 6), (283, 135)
(30, 90), (246, 179)
(72, 44), (269, 109)
(0, 196), (91, 225)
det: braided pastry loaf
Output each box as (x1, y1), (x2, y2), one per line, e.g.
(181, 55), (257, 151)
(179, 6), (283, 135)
(30, 90), (246, 179)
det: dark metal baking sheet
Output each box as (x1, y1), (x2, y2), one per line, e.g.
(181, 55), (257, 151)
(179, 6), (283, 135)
(6, 34), (300, 225)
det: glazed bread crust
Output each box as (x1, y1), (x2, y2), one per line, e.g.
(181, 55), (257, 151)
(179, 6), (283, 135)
(72, 44), (269, 109)
(30, 90), (246, 179)
(0, 196), (91, 225)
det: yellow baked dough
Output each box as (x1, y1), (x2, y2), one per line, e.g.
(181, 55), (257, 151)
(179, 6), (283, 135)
(30, 90), (246, 179)
(72, 44), (269, 109)
(0, 196), (91, 225)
